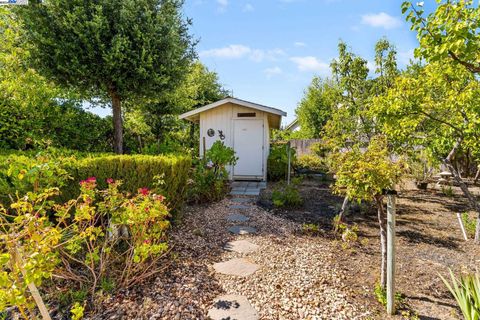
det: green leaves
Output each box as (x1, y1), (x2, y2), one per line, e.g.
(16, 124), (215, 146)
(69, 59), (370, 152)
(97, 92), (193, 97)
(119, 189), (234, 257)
(403, 0), (480, 74)
(330, 136), (405, 202)
(440, 269), (480, 320)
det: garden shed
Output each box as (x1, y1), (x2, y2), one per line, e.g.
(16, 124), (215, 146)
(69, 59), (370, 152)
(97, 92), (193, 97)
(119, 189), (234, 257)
(179, 97), (287, 181)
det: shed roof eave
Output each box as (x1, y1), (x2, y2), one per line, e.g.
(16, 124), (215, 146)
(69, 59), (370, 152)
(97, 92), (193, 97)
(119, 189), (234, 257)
(179, 97), (287, 120)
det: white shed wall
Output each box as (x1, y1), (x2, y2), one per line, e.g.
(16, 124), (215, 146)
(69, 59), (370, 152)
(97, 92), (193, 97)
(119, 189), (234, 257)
(199, 102), (269, 180)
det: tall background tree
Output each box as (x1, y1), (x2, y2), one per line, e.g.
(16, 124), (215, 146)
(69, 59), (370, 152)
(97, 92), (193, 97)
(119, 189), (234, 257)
(0, 7), (111, 152)
(18, 0), (195, 154)
(294, 77), (339, 138)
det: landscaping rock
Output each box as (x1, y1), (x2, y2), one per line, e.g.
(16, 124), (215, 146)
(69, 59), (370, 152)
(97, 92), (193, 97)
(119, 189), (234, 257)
(226, 213), (250, 222)
(228, 225), (257, 235)
(230, 204), (250, 210)
(207, 294), (258, 320)
(213, 258), (260, 277)
(224, 240), (259, 254)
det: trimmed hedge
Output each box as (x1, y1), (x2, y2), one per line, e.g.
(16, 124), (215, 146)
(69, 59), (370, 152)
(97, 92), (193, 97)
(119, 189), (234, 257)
(62, 155), (191, 212)
(0, 153), (191, 213)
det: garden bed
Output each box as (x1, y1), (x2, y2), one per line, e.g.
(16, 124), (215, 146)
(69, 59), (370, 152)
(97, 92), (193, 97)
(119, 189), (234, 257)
(258, 178), (480, 319)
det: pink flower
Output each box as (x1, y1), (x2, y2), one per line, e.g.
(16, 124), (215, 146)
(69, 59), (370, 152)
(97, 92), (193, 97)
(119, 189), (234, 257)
(155, 195), (165, 202)
(144, 239), (151, 244)
(139, 187), (149, 196)
(106, 178), (114, 184)
(86, 177), (96, 183)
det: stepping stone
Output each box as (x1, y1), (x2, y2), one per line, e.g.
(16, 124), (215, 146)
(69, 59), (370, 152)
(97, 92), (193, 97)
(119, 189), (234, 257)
(230, 204), (250, 210)
(208, 294), (259, 320)
(228, 226), (257, 235)
(224, 240), (259, 254)
(227, 214), (249, 223)
(231, 198), (251, 203)
(213, 258), (260, 277)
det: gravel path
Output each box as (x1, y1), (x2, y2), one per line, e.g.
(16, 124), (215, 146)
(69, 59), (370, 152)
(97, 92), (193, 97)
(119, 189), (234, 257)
(99, 197), (371, 320)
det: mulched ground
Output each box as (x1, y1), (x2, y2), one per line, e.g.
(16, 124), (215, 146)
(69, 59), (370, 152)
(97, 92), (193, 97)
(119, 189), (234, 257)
(258, 177), (480, 320)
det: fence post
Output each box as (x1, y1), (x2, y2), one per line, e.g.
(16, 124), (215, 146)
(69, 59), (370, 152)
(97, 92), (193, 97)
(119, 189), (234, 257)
(386, 191), (397, 315)
(287, 141), (291, 185)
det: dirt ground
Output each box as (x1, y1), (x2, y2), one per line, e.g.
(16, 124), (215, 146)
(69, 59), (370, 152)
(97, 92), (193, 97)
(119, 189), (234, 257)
(258, 177), (480, 320)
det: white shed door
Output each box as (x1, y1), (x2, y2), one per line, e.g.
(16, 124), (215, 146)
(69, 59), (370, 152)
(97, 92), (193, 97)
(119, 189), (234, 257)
(233, 119), (264, 177)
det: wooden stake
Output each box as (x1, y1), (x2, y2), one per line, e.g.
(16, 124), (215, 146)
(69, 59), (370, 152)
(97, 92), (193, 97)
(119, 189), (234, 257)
(386, 193), (396, 315)
(456, 212), (469, 241)
(13, 247), (52, 320)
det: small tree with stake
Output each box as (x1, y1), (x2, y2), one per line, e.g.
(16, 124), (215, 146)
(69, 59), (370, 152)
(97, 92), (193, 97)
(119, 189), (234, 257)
(330, 136), (404, 290)
(18, 0), (195, 154)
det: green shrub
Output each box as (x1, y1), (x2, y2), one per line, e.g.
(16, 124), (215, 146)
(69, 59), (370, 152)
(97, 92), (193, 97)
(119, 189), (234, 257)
(440, 269), (480, 320)
(441, 185), (454, 197)
(462, 212), (477, 238)
(295, 154), (327, 172)
(61, 154), (191, 213)
(271, 178), (303, 208)
(268, 143), (296, 181)
(188, 141), (237, 203)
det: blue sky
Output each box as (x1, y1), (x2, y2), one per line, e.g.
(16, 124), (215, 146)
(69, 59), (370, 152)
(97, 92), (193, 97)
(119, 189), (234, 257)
(183, 0), (424, 125)
(88, 0), (430, 124)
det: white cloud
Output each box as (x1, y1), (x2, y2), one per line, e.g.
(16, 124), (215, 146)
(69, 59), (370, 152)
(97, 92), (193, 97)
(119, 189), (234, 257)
(217, 0), (228, 12)
(200, 45), (251, 59)
(290, 56), (329, 73)
(243, 3), (254, 12)
(200, 45), (285, 62)
(294, 41), (306, 47)
(264, 66), (283, 78)
(398, 49), (416, 65)
(367, 60), (376, 72)
(361, 12), (402, 29)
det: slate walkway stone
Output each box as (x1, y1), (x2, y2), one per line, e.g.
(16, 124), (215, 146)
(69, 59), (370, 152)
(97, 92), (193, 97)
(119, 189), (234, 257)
(227, 214), (250, 223)
(207, 294), (259, 320)
(228, 225), (257, 235)
(213, 258), (260, 277)
(230, 204), (250, 210)
(231, 198), (251, 203)
(224, 240), (259, 254)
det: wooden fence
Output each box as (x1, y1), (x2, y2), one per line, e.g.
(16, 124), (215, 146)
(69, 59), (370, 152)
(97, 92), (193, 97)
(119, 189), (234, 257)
(289, 139), (322, 156)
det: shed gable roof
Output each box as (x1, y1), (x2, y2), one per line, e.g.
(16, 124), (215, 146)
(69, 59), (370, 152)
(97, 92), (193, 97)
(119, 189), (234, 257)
(179, 97), (287, 121)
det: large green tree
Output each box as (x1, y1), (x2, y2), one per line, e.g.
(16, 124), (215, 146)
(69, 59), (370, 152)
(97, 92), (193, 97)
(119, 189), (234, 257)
(402, 0), (480, 242)
(19, 0), (195, 154)
(295, 77), (339, 138)
(0, 8), (111, 151)
(374, 62), (480, 242)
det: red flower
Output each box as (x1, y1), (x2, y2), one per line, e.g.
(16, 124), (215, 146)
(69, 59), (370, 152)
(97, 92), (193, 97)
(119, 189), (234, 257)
(106, 178), (114, 184)
(155, 195), (165, 202)
(139, 187), (149, 196)
(86, 177), (96, 183)
(145, 207), (150, 212)
(144, 239), (151, 244)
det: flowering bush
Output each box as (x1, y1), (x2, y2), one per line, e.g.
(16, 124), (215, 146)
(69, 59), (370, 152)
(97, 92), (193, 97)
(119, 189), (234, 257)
(0, 178), (171, 317)
(57, 177), (170, 297)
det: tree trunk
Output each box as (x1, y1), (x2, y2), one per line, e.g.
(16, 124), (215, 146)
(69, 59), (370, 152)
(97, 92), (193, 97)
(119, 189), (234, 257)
(110, 89), (123, 154)
(474, 166), (480, 184)
(443, 139), (480, 243)
(335, 196), (349, 233)
(375, 195), (387, 289)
